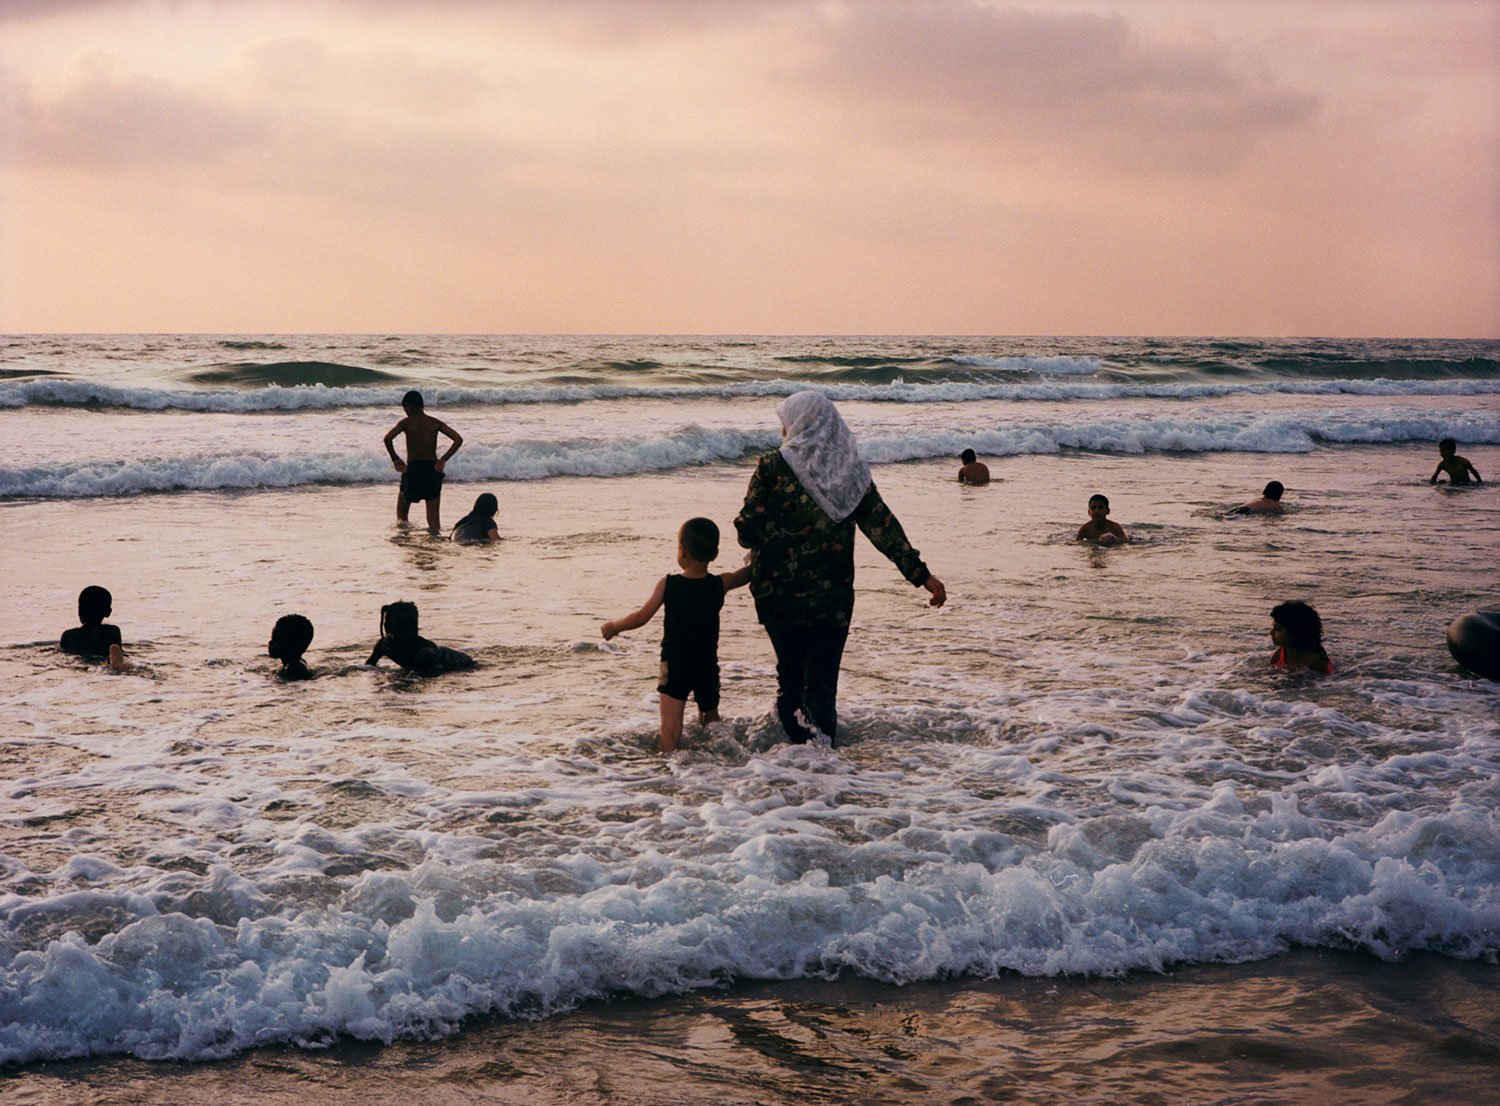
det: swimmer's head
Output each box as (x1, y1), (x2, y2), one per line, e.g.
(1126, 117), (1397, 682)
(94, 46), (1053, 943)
(1439, 438), (1457, 456)
(1087, 494), (1110, 518)
(1271, 600), (1323, 649)
(961, 449), (977, 465)
(77, 585), (112, 625)
(268, 614), (314, 661)
(679, 517), (719, 564)
(1263, 481), (1284, 501)
(472, 493), (498, 517)
(402, 390), (425, 414)
(380, 600), (420, 637)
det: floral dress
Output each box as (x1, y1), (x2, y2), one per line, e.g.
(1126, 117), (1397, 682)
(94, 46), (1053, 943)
(734, 450), (930, 629)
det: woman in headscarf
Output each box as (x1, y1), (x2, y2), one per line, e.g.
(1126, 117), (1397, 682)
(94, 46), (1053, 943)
(735, 391), (946, 747)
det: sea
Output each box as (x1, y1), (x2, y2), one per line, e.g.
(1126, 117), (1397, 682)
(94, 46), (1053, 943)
(1, 334), (1498, 1105)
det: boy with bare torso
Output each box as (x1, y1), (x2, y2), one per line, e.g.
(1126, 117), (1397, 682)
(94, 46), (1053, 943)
(383, 390), (463, 531)
(1075, 493), (1128, 546)
(1430, 438), (1482, 486)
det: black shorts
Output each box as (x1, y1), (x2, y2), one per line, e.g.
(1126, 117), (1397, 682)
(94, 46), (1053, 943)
(400, 460), (444, 503)
(658, 657), (720, 712)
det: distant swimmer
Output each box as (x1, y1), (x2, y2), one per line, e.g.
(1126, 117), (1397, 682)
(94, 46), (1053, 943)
(60, 585), (129, 671)
(383, 390), (463, 532)
(452, 492), (500, 543)
(1269, 600), (1332, 674)
(957, 449), (991, 486)
(1231, 480), (1286, 515)
(268, 613), (315, 681)
(601, 517), (751, 754)
(1430, 438), (1482, 486)
(366, 600), (476, 676)
(1075, 493), (1128, 546)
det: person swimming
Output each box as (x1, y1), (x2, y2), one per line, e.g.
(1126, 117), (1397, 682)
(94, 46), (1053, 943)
(452, 492), (500, 543)
(366, 601), (476, 676)
(268, 613), (315, 681)
(1269, 600), (1332, 674)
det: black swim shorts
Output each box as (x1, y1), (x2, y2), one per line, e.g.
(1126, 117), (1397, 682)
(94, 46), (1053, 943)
(400, 459), (444, 503)
(658, 657), (720, 712)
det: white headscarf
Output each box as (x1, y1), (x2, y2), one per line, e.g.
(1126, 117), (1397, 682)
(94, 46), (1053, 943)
(776, 391), (872, 523)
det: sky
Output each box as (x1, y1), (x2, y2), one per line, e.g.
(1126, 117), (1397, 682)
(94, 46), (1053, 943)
(1, 0), (1496, 336)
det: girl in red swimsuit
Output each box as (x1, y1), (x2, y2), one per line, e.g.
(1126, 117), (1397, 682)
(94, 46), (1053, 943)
(1270, 601), (1332, 674)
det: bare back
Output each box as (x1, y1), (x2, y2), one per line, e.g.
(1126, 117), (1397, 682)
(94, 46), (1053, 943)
(396, 413), (444, 461)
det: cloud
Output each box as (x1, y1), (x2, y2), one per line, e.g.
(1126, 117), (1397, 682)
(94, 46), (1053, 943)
(798, 2), (1320, 174)
(6, 53), (268, 170)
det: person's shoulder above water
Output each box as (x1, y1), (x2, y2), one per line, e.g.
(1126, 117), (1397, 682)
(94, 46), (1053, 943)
(61, 621), (122, 656)
(957, 448), (990, 485)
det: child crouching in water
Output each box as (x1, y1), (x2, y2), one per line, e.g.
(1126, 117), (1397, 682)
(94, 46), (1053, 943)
(601, 518), (751, 753)
(1270, 601), (1332, 674)
(60, 585), (128, 671)
(268, 614), (315, 681)
(366, 601), (476, 676)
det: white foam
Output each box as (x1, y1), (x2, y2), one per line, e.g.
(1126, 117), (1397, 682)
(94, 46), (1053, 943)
(5, 409), (1494, 498)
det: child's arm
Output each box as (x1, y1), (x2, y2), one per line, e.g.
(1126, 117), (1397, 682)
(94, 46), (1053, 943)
(1110, 522), (1129, 543)
(1430, 462), (1444, 484)
(366, 639), (387, 666)
(720, 564), (753, 592)
(1467, 460), (1483, 482)
(601, 577), (667, 640)
(1074, 523), (1091, 541)
(434, 420), (463, 472)
(384, 420), (408, 472)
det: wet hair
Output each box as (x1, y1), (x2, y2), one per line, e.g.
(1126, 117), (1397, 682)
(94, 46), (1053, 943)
(77, 585), (112, 624)
(1439, 438), (1457, 453)
(380, 601), (420, 638)
(679, 517), (719, 563)
(1271, 600), (1327, 657)
(402, 389), (424, 412)
(1263, 481), (1284, 500)
(1088, 494), (1109, 509)
(269, 614), (314, 660)
(453, 493), (499, 536)
(961, 449), (977, 465)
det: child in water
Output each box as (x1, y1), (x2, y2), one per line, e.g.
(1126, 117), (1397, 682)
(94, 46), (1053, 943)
(366, 601), (476, 676)
(601, 518), (751, 753)
(1075, 494), (1128, 545)
(1430, 439), (1483, 485)
(452, 492), (500, 543)
(268, 614), (315, 681)
(1270, 601), (1332, 674)
(957, 449), (991, 485)
(383, 390), (464, 532)
(60, 585), (128, 671)
(1232, 481), (1286, 515)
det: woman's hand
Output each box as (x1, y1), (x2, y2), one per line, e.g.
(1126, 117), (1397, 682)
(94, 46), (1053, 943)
(923, 576), (947, 608)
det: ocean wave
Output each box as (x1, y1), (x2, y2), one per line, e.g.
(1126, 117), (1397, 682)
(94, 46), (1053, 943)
(4, 376), (1500, 414)
(944, 355), (1100, 374)
(215, 340), (289, 351)
(0, 793), (1493, 1065)
(186, 361), (401, 387)
(3, 410), (1495, 499)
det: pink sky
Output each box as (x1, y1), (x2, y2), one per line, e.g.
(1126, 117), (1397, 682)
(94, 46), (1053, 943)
(2, 0), (1496, 336)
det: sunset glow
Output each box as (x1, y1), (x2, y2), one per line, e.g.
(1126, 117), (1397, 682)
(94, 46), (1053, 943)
(3, 0), (1497, 335)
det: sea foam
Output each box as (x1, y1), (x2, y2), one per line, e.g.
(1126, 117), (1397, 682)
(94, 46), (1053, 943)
(2, 409), (1495, 498)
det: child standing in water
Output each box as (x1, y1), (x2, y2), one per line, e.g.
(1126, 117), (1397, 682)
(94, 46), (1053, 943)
(601, 518), (751, 753)
(1075, 494), (1129, 545)
(366, 601), (476, 676)
(1270, 601), (1332, 674)
(268, 614), (315, 681)
(60, 585), (128, 671)
(383, 390), (463, 532)
(1430, 439), (1483, 485)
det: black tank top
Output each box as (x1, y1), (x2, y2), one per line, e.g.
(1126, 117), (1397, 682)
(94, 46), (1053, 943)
(661, 574), (725, 662)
